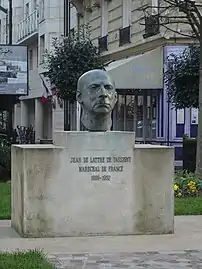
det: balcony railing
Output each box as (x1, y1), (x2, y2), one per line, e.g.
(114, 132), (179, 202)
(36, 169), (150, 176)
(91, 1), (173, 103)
(17, 10), (39, 42)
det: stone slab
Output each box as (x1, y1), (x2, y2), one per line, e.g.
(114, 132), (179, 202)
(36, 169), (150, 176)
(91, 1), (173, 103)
(53, 132), (135, 236)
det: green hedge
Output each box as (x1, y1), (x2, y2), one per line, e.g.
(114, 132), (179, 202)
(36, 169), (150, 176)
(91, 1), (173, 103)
(183, 136), (197, 173)
(0, 138), (11, 181)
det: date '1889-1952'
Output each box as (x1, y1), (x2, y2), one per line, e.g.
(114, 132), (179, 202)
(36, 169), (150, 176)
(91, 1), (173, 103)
(91, 175), (111, 181)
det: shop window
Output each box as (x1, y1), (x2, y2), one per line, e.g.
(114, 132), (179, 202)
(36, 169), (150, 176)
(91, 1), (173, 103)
(114, 93), (136, 132)
(113, 91), (161, 141)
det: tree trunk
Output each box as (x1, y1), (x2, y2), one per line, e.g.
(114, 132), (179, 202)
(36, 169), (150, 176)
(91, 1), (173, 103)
(195, 22), (202, 178)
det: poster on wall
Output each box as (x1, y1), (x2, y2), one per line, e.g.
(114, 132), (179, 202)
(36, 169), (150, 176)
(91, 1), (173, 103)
(0, 45), (28, 95)
(176, 109), (184, 124)
(191, 108), (198, 125)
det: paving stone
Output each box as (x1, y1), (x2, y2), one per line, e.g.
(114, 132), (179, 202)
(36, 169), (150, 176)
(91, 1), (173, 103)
(50, 250), (202, 268)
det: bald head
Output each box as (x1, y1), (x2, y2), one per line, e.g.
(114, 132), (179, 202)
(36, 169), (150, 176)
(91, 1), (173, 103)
(76, 69), (117, 131)
(76, 69), (117, 130)
(77, 69), (115, 94)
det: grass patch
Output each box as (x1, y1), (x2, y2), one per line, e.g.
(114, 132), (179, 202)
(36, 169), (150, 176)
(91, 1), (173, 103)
(175, 196), (202, 215)
(0, 249), (55, 269)
(0, 182), (11, 220)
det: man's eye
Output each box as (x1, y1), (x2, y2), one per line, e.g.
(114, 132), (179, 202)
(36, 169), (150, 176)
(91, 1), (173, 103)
(90, 84), (99, 89)
(105, 85), (113, 90)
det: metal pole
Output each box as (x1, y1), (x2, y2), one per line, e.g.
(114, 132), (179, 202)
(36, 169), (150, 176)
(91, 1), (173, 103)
(8, 0), (12, 44)
(8, 0), (13, 139)
(64, 0), (70, 130)
(64, 0), (70, 36)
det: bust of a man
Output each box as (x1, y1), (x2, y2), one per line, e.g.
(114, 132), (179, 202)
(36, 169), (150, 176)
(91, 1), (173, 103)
(76, 69), (117, 131)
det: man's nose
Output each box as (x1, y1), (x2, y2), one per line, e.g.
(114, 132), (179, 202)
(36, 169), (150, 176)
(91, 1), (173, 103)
(98, 86), (107, 98)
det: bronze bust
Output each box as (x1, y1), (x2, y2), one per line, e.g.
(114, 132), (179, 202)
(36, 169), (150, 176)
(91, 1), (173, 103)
(76, 69), (117, 131)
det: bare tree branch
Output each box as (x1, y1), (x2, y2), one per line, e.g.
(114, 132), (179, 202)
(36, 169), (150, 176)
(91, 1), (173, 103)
(163, 24), (197, 39)
(140, 20), (194, 26)
(138, 0), (201, 40)
(186, 14), (200, 39)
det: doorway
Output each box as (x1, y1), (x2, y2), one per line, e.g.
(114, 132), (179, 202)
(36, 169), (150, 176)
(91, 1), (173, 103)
(112, 90), (161, 142)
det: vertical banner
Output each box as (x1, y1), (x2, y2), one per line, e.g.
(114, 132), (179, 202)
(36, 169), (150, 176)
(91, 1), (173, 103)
(191, 108), (198, 125)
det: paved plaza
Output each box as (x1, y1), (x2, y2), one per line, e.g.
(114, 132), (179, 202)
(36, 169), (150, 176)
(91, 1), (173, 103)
(50, 250), (202, 268)
(0, 216), (202, 268)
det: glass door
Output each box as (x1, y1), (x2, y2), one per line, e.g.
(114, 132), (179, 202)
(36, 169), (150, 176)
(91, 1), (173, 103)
(136, 92), (157, 141)
(145, 94), (157, 140)
(113, 91), (158, 142)
(114, 94), (136, 131)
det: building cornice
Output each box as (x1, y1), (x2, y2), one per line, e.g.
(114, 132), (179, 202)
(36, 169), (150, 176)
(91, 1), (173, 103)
(101, 34), (196, 61)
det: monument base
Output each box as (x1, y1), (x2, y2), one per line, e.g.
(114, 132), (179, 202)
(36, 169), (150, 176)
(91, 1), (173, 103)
(11, 132), (174, 237)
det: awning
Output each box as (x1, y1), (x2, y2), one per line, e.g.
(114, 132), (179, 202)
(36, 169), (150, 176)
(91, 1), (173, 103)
(106, 47), (163, 90)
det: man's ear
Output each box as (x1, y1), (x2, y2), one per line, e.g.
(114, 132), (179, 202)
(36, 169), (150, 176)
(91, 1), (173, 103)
(76, 91), (82, 104)
(114, 91), (118, 102)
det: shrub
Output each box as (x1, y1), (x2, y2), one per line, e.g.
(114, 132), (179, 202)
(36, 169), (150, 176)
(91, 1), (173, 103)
(0, 138), (11, 181)
(165, 44), (199, 109)
(174, 171), (202, 198)
(183, 135), (197, 173)
(45, 25), (104, 101)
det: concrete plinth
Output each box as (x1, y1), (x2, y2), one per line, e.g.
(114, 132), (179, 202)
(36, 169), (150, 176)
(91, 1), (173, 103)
(11, 132), (174, 237)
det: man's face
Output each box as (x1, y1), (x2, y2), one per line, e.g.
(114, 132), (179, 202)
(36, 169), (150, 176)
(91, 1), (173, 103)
(80, 72), (117, 115)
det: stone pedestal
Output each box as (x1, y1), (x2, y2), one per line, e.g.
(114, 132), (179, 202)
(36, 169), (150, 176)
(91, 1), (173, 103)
(11, 132), (174, 237)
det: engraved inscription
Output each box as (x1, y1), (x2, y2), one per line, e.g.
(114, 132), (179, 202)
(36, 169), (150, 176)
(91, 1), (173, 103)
(69, 156), (132, 181)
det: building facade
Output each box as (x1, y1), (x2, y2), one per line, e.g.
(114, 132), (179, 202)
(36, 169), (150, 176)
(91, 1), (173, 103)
(0, 0), (66, 142)
(70, 0), (198, 167)
(0, 0), (197, 165)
